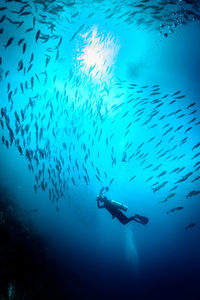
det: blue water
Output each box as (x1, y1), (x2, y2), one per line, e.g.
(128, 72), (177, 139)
(0, 1), (200, 299)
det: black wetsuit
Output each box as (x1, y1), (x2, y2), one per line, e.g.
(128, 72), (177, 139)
(97, 197), (148, 225)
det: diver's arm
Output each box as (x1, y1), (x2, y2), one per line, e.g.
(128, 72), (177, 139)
(99, 187), (104, 196)
(97, 198), (105, 208)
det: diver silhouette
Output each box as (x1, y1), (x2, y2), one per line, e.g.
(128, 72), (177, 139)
(97, 187), (149, 225)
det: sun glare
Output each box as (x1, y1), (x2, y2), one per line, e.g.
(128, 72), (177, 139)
(77, 26), (119, 81)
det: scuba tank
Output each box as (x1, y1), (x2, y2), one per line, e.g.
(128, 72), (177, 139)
(99, 197), (128, 212)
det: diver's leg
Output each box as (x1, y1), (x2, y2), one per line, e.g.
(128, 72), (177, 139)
(128, 216), (141, 223)
(115, 210), (130, 225)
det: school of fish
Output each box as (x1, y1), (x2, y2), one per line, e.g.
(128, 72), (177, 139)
(0, 0), (200, 231)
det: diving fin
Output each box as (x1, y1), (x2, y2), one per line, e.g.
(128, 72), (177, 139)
(134, 214), (149, 224)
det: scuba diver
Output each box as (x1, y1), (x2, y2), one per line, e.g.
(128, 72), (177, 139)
(97, 187), (149, 225)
